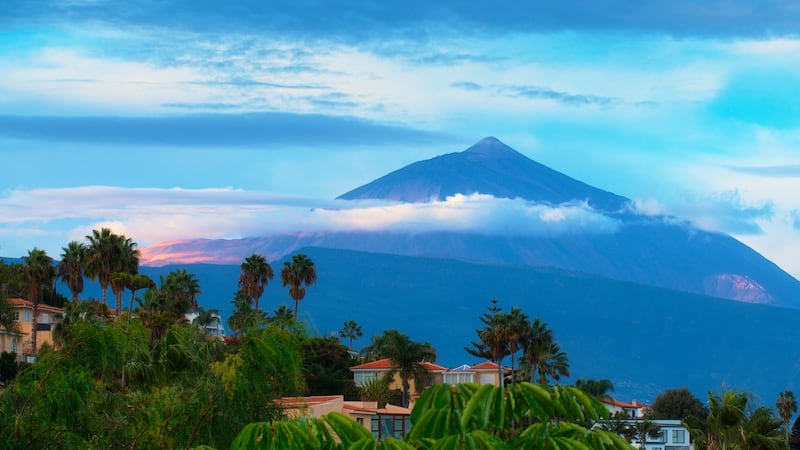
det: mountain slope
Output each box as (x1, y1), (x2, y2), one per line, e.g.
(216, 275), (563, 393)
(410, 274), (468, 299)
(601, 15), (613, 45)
(338, 137), (629, 212)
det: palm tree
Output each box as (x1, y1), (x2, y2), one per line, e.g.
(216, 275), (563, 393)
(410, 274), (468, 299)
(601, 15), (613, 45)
(536, 341), (570, 384)
(363, 329), (436, 407)
(280, 253), (317, 319)
(466, 299), (510, 387)
(778, 390), (797, 446)
(85, 228), (117, 308)
(505, 307), (529, 386)
(126, 273), (155, 315)
(266, 305), (295, 331)
(521, 317), (554, 384)
(22, 247), (55, 356)
(339, 319), (363, 351)
(110, 235), (140, 315)
(57, 241), (85, 302)
(238, 253), (274, 312)
(576, 378), (615, 400)
(685, 389), (784, 450)
(228, 290), (266, 335)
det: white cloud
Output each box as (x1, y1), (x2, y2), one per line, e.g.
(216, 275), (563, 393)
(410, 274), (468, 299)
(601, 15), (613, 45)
(0, 186), (621, 257)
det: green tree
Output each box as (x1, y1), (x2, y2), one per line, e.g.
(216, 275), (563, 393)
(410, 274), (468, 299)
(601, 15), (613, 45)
(266, 304), (295, 332)
(238, 253), (274, 312)
(535, 340), (570, 385)
(228, 290), (266, 335)
(280, 253), (317, 319)
(57, 241), (85, 302)
(685, 389), (784, 450)
(85, 228), (139, 312)
(125, 273), (155, 315)
(521, 317), (554, 384)
(778, 390), (798, 446)
(360, 377), (392, 408)
(466, 299), (510, 387)
(23, 247), (55, 356)
(338, 319), (363, 351)
(302, 336), (359, 399)
(651, 387), (709, 420)
(363, 329), (436, 407)
(505, 307), (529, 386)
(576, 378), (615, 400)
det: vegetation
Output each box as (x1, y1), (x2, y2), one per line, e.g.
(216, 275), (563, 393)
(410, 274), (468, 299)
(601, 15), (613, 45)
(2, 233), (798, 449)
(362, 329), (436, 407)
(650, 387), (709, 420)
(280, 253), (317, 319)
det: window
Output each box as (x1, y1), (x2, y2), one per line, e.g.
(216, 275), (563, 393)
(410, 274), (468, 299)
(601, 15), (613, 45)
(354, 371), (380, 387)
(672, 429), (686, 444)
(40, 313), (48, 324)
(443, 372), (475, 385)
(356, 418), (363, 425)
(23, 311), (30, 322)
(370, 414), (410, 439)
(13, 311), (19, 321)
(10, 338), (16, 352)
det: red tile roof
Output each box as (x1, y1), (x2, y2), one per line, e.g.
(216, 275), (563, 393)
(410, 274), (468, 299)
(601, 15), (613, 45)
(8, 298), (65, 313)
(601, 398), (648, 409)
(351, 358), (447, 372)
(277, 395), (342, 408)
(470, 361), (511, 371)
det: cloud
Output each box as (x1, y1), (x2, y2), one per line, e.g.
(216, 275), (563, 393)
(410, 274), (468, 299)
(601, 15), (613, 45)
(6, 0), (800, 39)
(0, 113), (447, 148)
(0, 187), (621, 256)
(631, 190), (774, 235)
(499, 85), (617, 107)
(728, 164), (800, 178)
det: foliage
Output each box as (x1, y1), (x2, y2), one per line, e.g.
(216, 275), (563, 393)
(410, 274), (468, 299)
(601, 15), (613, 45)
(651, 387), (709, 420)
(363, 329), (436, 407)
(214, 382), (631, 449)
(57, 240), (86, 302)
(280, 253), (317, 319)
(0, 351), (20, 385)
(360, 377), (393, 408)
(684, 389), (784, 450)
(575, 378), (614, 400)
(301, 336), (359, 399)
(239, 253), (275, 312)
(339, 319), (363, 350)
(777, 390), (797, 446)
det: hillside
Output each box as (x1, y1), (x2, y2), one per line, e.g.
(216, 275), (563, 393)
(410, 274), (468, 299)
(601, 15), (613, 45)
(69, 246), (800, 402)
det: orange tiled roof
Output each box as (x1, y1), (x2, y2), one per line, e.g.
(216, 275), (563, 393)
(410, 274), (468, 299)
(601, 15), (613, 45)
(601, 398), (648, 409)
(8, 298), (65, 313)
(470, 361), (511, 371)
(351, 358), (447, 372)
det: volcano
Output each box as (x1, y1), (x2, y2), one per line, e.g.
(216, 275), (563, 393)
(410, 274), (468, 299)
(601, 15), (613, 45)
(140, 137), (800, 308)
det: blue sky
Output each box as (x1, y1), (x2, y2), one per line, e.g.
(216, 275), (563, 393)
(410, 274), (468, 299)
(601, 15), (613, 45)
(3, 1), (800, 276)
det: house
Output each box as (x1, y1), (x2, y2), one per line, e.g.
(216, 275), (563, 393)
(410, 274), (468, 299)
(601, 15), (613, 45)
(350, 358), (449, 393)
(279, 395), (413, 440)
(600, 398), (647, 418)
(4, 298), (64, 361)
(442, 361), (511, 386)
(185, 311), (226, 338)
(629, 419), (693, 450)
(0, 327), (25, 356)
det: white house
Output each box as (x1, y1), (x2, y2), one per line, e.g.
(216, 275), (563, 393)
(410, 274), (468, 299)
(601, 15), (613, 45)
(185, 311), (226, 338)
(630, 419), (693, 450)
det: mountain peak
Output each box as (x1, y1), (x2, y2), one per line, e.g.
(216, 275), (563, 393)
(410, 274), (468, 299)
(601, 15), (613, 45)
(337, 137), (629, 211)
(464, 136), (519, 157)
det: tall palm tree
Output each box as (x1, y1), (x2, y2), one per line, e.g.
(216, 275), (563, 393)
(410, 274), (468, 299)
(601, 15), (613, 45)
(85, 228), (117, 307)
(86, 228), (139, 312)
(22, 247), (55, 356)
(466, 299), (510, 387)
(778, 390), (798, 446)
(57, 241), (85, 302)
(238, 253), (274, 312)
(280, 253), (317, 319)
(266, 305), (295, 331)
(228, 290), (266, 335)
(505, 307), (529, 386)
(363, 329), (436, 407)
(339, 319), (363, 351)
(521, 317), (554, 384)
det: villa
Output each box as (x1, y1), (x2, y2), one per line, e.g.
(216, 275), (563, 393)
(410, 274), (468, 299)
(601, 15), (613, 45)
(279, 395), (412, 439)
(0, 298), (64, 362)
